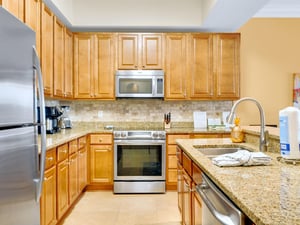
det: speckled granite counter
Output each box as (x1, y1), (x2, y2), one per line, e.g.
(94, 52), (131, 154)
(176, 138), (300, 225)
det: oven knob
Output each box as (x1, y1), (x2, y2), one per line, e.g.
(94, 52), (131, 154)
(159, 132), (165, 139)
(152, 132), (158, 138)
(121, 132), (127, 138)
(114, 132), (120, 138)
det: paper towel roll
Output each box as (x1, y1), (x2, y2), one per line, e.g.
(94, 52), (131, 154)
(279, 107), (300, 159)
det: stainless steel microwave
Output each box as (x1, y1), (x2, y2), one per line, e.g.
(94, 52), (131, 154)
(115, 70), (164, 98)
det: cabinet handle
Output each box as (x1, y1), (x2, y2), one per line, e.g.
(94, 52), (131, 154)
(99, 139), (102, 143)
(47, 157), (54, 161)
(44, 177), (48, 181)
(184, 183), (195, 192)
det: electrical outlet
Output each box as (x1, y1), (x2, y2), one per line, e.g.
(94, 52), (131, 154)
(98, 111), (103, 118)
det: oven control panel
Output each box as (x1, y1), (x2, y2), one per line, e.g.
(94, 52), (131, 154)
(113, 130), (166, 140)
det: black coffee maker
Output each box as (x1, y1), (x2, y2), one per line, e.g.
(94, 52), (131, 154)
(38, 106), (63, 134)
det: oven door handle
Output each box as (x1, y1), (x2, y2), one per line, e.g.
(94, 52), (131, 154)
(196, 176), (244, 225)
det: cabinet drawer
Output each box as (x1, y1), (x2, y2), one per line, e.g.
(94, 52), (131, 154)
(182, 152), (192, 176)
(78, 136), (87, 149)
(69, 139), (78, 155)
(167, 134), (190, 145)
(57, 143), (68, 162)
(168, 155), (177, 169)
(176, 146), (182, 164)
(168, 145), (177, 155)
(45, 148), (56, 170)
(192, 163), (202, 184)
(90, 134), (112, 144)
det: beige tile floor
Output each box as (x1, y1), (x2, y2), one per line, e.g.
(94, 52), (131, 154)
(62, 191), (182, 225)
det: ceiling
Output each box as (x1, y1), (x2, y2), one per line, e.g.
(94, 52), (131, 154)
(46, 0), (300, 32)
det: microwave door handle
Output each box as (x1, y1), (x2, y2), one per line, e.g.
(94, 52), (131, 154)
(153, 78), (157, 96)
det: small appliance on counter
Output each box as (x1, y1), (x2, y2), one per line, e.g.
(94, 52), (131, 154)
(58, 106), (72, 129)
(38, 106), (62, 134)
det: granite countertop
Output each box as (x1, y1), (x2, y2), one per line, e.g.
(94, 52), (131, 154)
(176, 138), (300, 225)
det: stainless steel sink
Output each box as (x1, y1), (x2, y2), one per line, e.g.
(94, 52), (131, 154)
(194, 147), (248, 158)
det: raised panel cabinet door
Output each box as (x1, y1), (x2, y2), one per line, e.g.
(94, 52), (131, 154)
(165, 34), (188, 100)
(94, 33), (115, 99)
(192, 183), (202, 225)
(53, 18), (65, 98)
(78, 148), (88, 192)
(57, 159), (69, 220)
(189, 33), (214, 99)
(40, 166), (57, 225)
(214, 33), (240, 99)
(177, 162), (183, 214)
(117, 33), (139, 69)
(141, 33), (163, 69)
(24, 0), (40, 56)
(41, 3), (53, 97)
(1, 0), (24, 21)
(90, 145), (113, 183)
(69, 153), (79, 205)
(74, 34), (94, 98)
(64, 29), (73, 98)
(182, 170), (192, 225)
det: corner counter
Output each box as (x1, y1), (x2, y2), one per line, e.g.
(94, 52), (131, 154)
(176, 134), (300, 225)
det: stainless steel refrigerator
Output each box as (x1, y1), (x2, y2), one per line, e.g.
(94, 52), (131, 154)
(0, 7), (46, 225)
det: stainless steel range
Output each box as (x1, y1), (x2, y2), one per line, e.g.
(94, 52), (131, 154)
(113, 130), (166, 193)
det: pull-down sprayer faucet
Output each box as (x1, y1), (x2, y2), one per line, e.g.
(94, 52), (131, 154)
(227, 97), (269, 152)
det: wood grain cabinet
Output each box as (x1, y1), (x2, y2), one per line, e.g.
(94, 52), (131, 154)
(188, 33), (240, 100)
(78, 136), (88, 192)
(40, 3), (53, 97)
(117, 33), (163, 70)
(0, 0), (24, 21)
(74, 33), (115, 99)
(24, 0), (40, 56)
(40, 148), (57, 225)
(68, 139), (79, 205)
(164, 33), (188, 100)
(89, 134), (113, 188)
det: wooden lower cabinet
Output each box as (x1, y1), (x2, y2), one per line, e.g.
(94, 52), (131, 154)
(68, 152), (79, 204)
(57, 157), (69, 220)
(78, 136), (88, 192)
(167, 133), (229, 190)
(89, 134), (113, 189)
(41, 148), (57, 225)
(182, 170), (192, 225)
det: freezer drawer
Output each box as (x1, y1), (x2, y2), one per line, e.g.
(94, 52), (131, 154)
(0, 126), (40, 225)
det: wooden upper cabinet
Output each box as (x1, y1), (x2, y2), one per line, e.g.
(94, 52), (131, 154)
(189, 33), (214, 99)
(214, 34), (240, 99)
(53, 18), (65, 98)
(40, 3), (53, 97)
(1, 0), (24, 21)
(73, 34), (94, 99)
(117, 33), (163, 70)
(24, 0), (40, 56)
(94, 33), (115, 99)
(64, 29), (73, 99)
(164, 33), (187, 100)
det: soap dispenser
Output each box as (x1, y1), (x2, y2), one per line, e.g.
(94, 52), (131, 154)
(231, 117), (244, 143)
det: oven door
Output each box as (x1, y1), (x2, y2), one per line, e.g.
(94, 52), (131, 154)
(114, 140), (166, 181)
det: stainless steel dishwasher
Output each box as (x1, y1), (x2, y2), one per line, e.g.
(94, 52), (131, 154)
(196, 174), (245, 225)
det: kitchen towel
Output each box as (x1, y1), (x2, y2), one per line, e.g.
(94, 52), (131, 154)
(212, 150), (272, 167)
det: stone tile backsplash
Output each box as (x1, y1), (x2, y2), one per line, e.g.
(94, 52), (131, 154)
(56, 99), (233, 124)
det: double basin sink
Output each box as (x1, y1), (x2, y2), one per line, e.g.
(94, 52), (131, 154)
(194, 146), (250, 159)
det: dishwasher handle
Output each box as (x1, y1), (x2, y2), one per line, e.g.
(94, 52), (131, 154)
(196, 174), (244, 225)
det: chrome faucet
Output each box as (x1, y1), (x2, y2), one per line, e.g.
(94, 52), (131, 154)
(227, 97), (269, 152)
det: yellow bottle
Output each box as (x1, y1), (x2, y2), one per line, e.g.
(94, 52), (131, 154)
(231, 117), (244, 143)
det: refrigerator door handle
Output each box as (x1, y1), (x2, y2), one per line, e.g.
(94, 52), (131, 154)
(33, 46), (46, 202)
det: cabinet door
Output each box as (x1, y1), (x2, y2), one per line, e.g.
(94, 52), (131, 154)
(214, 34), (240, 99)
(57, 159), (69, 220)
(192, 183), (202, 225)
(24, 0), (40, 56)
(189, 34), (214, 99)
(53, 18), (65, 98)
(118, 34), (139, 69)
(94, 33), (115, 99)
(41, 3), (53, 97)
(41, 166), (57, 225)
(69, 153), (78, 205)
(177, 162), (183, 214)
(74, 34), (94, 98)
(64, 29), (73, 98)
(90, 145), (113, 183)
(182, 170), (192, 225)
(1, 0), (24, 21)
(78, 147), (88, 192)
(141, 33), (163, 69)
(165, 34), (187, 100)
